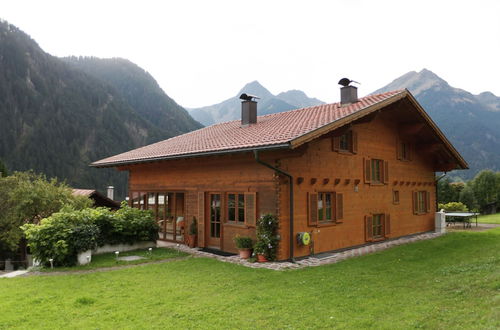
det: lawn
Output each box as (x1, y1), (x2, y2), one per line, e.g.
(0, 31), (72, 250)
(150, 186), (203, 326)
(39, 247), (189, 272)
(1, 229), (499, 329)
(478, 212), (500, 224)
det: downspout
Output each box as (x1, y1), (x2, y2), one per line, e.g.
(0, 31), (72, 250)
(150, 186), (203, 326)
(253, 150), (295, 262)
(435, 172), (447, 211)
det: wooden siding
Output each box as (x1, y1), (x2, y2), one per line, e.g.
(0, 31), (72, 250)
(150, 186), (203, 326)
(127, 153), (277, 254)
(277, 110), (436, 260)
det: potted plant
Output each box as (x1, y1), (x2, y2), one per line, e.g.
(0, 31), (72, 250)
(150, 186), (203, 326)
(233, 235), (253, 259)
(254, 213), (279, 262)
(187, 217), (197, 248)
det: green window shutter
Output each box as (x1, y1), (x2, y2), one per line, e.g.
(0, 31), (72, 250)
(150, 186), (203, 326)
(244, 192), (257, 227)
(365, 215), (373, 242)
(336, 193), (343, 222)
(364, 158), (371, 184)
(308, 192), (318, 226)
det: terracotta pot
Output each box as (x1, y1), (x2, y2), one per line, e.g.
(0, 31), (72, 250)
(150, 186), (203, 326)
(238, 248), (252, 259)
(257, 254), (268, 263)
(187, 234), (197, 248)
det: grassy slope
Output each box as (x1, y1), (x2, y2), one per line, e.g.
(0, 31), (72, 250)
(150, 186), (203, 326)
(478, 213), (500, 224)
(1, 229), (499, 329)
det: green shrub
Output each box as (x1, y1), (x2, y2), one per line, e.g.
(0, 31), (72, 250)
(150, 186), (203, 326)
(22, 204), (158, 267)
(233, 235), (253, 249)
(254, 214), (279, 261)
(438, 202), (469, 212)
(22, 209), (99, 266)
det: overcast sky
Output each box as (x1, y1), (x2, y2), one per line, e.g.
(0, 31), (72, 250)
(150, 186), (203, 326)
(2, 0), (499, 107)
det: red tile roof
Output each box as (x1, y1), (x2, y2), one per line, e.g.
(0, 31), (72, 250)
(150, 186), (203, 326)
(91, 90), (408, 167)
(72, 188), (95, 196)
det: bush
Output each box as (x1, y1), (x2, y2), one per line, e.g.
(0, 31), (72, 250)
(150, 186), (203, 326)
(22, 209), (99, 266)
(22, 203), (158, 267)
(438, 202), (469, 212)
(254, 214), (279, 261)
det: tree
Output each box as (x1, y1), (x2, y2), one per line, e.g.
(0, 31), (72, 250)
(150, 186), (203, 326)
(471, 170), (500, 213)
(0, 171), (92, 253)
(0, 159), (8, 177)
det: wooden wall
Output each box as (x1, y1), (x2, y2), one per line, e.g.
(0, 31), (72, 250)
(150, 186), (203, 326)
(126, 153), (277, 254)
(276, 111), (437, 260)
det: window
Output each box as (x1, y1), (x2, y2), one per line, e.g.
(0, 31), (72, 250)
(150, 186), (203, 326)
(225, 192), (257, 227)
(365, 213), (390, 241)
(371, 159), (383, 183)
(397, 140), (412, 161)
(413, 191), (431, 214)
(393, 190), (400, 204)
(308, 192), (343, 226)
(318, 192), (334, 222)
(372, 214), (384, 238)
(364, 158), (389, 185)
(227, 193), (245, 223)
(332, 130), (357, 154)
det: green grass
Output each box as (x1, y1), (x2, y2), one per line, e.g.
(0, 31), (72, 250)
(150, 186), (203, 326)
(1, 229), (499, 329)
(40, 248), (189, 272)
(478, 213), (500, 224)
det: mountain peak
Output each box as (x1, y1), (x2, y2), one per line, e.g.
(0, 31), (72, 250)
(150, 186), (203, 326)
(372, 68), (448, 96)
(237, 80), (273, 99)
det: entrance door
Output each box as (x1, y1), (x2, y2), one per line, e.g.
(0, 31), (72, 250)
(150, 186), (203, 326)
(207, 193), (222, 248)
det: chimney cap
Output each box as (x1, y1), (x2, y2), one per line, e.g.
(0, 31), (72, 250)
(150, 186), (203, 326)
(239, 93), (260, 101)
(338, 78), (360, 87)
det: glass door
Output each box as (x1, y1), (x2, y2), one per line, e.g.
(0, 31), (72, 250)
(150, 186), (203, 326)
(207, 193), (222, 248)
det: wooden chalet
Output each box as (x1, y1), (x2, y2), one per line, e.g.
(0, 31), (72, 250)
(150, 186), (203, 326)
(72, 188), (120, 210)
(91, 85), (467, 261)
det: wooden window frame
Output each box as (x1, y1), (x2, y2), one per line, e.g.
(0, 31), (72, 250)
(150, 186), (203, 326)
(332, 130), (358, 154)
(364, 158), (389, 185)
(226, 192), (246, 225)
(413, 190), (431, 215)
(308, 191), (344, 227)
(365, 213), (391, 242)
(224, 192), (257, 228)
(397, 139), (412, 162)
(392, 190), (400, 205)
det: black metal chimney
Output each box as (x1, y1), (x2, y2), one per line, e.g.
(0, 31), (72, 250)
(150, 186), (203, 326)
(239, 93), (259, 126)
(338, 78), (359, 105)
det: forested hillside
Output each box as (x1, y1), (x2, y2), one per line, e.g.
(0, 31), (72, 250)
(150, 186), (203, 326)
(0, 20), (199, 199)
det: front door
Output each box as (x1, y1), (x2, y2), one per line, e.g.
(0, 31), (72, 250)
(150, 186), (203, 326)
(207, 193), (222, 248)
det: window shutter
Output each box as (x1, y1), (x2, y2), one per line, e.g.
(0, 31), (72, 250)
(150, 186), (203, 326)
(385, 214), (391, 237)
(425, 191), (431, 213)
(244, 192), (257, 227)
(365, 215), (373, 242)
(332, 136), (340, 152)
(308, 192), (318, 226)
(383, 161), (389, 184)
(197, 191), (205, 247)
(364, 158), (371, 184)
(412, 191), (418, 215)
(396, 139), (402, 160)
(408, 143), (413, 161)
(336, 193), (343, 222)
(351, 131), (358, 154)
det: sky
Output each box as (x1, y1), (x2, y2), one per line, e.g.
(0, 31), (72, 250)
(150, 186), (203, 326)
(2, 0), (499, 108)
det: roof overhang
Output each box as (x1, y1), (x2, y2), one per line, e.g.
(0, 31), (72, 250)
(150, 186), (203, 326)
(90, 142), (291, 168)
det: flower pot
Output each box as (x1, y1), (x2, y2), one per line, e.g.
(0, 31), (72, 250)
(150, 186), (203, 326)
(238, 248), (252, 259)
(187, 234), (197, 248)
(257, 254), (268, 263)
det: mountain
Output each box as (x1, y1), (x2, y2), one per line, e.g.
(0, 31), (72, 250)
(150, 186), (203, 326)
(62, 57), (201, 136)
(373, 69), (500, 179)
(0, 20), (200, 199)
(189, 81), (324, 125)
